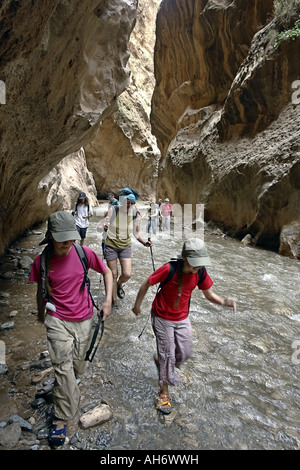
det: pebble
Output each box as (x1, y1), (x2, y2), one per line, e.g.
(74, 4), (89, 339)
(9, 415), (32, 431)
(79, 403), (113, 429)
(0, 422), (22, 449)
(9, 310), (18, 317)
(0, 321), (15, 331)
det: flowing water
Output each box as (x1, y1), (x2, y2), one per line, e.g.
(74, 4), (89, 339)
(0, 203), (300, 450)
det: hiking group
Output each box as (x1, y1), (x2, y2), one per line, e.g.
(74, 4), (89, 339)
(30, 187), (236, 448)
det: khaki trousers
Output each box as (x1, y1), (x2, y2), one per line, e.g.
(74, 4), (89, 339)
(44, 314), (94, 421)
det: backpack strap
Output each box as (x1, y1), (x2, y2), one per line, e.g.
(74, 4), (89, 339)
(73, 243), (98, 308)
(158, 259), (181, 290)
(73, 243), (88, 291)
(40, 246), (50, 302)
(197, 266), (207, 285)
(159, 260), (207, 290)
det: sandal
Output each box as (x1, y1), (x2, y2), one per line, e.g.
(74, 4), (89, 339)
(48, 423), (67, 448)
(156, 393), (172, 415)
(117, 285), (125, 299)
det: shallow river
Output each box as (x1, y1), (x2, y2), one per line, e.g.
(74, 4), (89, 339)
(0, 203), (300, 450)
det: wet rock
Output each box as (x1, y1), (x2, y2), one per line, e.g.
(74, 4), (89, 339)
(241, 234), (255, 246)
(37, 427), (50, 440)
(0, 321), (15, 331)
(95, 430), (111, 449)
(31, 357), (52, 370)
(18, 256), (34, 270)
(31, 367), (54, 384)
(31, 398), (46, 409)
(0, 422), (22, 448)
(1, 272), (16, 280)
(9, 310), (18, 317)
(79, 403), (112, 429)
(9, 415), (32, 431)
(0, 363), (8, 375)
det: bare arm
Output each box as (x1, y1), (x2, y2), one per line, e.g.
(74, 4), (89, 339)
(99, 266), (113, 321)
(132, 278), (151, 315)
(133, 218), (153, 247)
(97, 207), (113, 233)
(203, 288), (236, 313)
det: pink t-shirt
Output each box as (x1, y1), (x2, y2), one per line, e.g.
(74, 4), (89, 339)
(30, 245), (106, 322)
(149, 262), (213, 321)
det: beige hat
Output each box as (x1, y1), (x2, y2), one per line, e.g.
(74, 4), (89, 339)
(39, 211), (78, 245)
(181, 238), (211, 267)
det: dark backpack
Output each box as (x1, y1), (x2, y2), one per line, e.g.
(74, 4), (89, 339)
(40, 243), (97, 308)
(159, 258), (207, 290)
(158, 259), (207, 311)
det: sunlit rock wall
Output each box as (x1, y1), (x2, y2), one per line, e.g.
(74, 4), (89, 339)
(0, 0), (138, 253)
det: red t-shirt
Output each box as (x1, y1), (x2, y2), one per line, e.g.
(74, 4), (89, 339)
(148, 262), (213, 321)
(30, 245), (106, 322)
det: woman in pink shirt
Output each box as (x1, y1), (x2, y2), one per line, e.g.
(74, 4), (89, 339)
(30, 211), (112, 448)
(133, 238), (236, 415)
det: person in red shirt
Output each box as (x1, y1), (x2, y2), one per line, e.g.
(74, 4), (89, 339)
(132, 238), (236, 414)
(160, 198), (173, 232)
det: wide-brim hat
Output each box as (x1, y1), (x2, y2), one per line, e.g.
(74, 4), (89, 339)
(181, 238), (211, 267)
(39, 211), (79, 245)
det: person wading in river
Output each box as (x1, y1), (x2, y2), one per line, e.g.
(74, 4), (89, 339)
(72, 191), (93, 246)
(132, 238), (236, 414)
(97, 188), (153, 305)
(30, 211), (113, 448)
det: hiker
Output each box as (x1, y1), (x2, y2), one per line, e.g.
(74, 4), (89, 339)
(132, 238), (236, 415)
(107, 192), (119, 208)
(160, 198), (173, 232)
(147, 201), (159, 235)
(97, 188), (153, 304)
(72, 191), (93, 245)
(30, 211), (113, 448)
(157, 198), (163, 230)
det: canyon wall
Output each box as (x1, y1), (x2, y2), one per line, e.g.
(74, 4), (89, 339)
(151, 0), (300, 257)
(0, 0), (141, 254)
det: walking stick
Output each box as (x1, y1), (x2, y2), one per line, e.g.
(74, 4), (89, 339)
(85, 231), (107, 362)
(138, 238), (155, 339)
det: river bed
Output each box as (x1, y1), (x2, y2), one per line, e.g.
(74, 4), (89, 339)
(0, 203), (300, 450)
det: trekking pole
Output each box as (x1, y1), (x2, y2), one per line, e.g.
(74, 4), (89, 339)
(85, 311), (104, 362)
(138, 238), (155, 339)
(96, 230), (107, 306)
(148, 237), (155, 271)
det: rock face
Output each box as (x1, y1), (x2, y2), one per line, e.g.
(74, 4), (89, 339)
(0, 0), (139, 254)
(38, 148), (98, 212)
(151, 0), (300, 257)
(84, 0), (161, 200)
